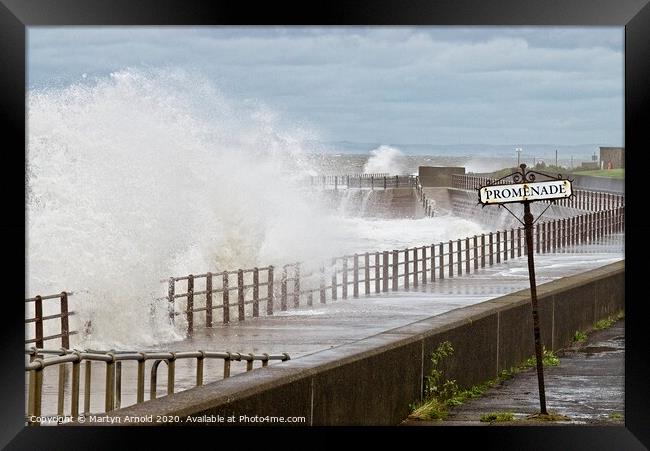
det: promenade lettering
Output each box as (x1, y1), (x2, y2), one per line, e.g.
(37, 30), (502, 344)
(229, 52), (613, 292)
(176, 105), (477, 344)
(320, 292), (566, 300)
(479, 180), (572, 205)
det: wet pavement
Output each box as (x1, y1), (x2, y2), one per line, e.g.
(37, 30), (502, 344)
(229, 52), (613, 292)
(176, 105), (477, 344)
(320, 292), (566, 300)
(404, 319), (625, 426)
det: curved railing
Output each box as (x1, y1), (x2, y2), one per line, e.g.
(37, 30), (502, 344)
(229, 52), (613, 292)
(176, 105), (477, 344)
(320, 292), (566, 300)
(25, 347), (290, 425)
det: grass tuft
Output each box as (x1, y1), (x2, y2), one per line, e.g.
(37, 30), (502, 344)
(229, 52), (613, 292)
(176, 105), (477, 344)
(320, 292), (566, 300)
(480, 411), (515, 423)
(572, 330), (588, 343)
(526, 412), (570, 422)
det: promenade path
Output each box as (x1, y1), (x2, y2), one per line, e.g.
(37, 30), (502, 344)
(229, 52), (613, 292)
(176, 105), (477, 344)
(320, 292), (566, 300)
(404, 319), (625, 426)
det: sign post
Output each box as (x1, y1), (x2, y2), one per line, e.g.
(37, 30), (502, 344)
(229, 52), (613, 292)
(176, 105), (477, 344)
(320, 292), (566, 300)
(477, 164), (573, 416)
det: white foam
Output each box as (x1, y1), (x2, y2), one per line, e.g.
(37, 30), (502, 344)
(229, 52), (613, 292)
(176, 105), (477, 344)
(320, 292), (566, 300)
(26, 68), (489, 348)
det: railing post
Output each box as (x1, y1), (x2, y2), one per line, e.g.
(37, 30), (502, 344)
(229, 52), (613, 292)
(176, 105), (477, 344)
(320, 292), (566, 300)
(547, 221), (552, 253)
(364, 253), (371, 295)
(448, 241), (454, 278)
(267, 266), (274, 315)
(222, 271), (230, 323)
(223, 355), (231, 378)
(196, 353), (204, 387)
(115, 362), (122, 410)
(294, 263), (301, 308)
(382, 251), (389, 292)
(392, 250), (399, 290)
(105, 356), (115, 412)
(473, 236), (478, 270)
(35, 295), (43, 349)
(60, 292), (70, 349)
(518, 227), (523, 256)
(84, 361), (91, 415)
(375, 252), (381, 293)
(206, 272), (213, 326)
(238, 269), (245, 320)
(430, 244), (436, 281)
(496, 232), (501, 264)
(404, 249), (410, 289)
(137, 358), (145, 403)
(536, 224), (541, 253)
(481, 234), (486, 268)
(439, 243), (444, 280)
(71, 357), (80, 418)
(413, 247), (419, 287)
(457, 239), (462, 275)
(320, 265), (327, 304)
(168, 278), (175, 324)
(342, 258), (348, 299)
(422, 246), (427, 284)
(187, 275), (194, 334)
(383, 176), (387, 189)
(353, 254), (360, 298)
(465, 238), (470, 273)
(167, 356), (176, 395)
(253, 268), (259, 317)
(57, 363), (65, 417)
(510, 229), (515, 258)
(32, 366), (43, 424)
(331, 258), (338, 300)
(489, 232), (494, 265)
(281, 267), (288, 310)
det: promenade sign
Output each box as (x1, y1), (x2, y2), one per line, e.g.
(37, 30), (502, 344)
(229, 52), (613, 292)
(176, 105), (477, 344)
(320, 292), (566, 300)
(476, 164), (573, 417)
(479, 179), (572, 205)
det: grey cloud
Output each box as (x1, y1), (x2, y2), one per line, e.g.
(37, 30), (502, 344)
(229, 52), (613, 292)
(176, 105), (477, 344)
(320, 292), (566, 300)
(27, 26), (623, 147)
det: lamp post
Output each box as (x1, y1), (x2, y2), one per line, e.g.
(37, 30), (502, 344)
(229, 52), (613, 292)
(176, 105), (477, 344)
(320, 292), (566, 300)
(515, 147), (523, 167)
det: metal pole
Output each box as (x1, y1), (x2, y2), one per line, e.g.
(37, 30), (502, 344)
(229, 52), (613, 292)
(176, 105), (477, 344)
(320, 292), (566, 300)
(523, 200), (548, 415)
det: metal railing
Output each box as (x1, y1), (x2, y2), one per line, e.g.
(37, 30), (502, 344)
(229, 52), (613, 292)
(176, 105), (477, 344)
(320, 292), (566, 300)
(25, 347), (290, 425)
(25, 292), (77, 348)
(451, 174), (624, 211)
(161, 205), (624, 333)
(158, 266), (275, 333)
(311, 174), (416, 190)
(413, 175), (435, 217)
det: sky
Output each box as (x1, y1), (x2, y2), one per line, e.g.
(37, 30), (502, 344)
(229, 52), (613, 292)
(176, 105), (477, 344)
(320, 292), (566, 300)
(27, 27), (624, 147)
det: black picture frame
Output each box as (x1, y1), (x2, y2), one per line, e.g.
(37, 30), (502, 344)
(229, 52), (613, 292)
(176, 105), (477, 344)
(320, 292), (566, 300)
(2, 0), (648, 449)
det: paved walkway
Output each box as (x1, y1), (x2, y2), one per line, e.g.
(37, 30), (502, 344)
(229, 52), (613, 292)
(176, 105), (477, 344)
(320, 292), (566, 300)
(404, 320), (625, 426)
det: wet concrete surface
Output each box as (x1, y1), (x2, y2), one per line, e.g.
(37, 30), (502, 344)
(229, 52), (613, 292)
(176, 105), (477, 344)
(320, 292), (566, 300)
(35, 238), (623, 417)
(404, 319), (625, 426)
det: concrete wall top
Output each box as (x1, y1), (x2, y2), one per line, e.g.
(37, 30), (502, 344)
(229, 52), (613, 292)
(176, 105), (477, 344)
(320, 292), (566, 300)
(418, 166), (466, 187)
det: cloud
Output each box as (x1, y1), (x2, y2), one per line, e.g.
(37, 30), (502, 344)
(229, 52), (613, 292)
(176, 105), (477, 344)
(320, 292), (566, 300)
(27, 27), (623, 146)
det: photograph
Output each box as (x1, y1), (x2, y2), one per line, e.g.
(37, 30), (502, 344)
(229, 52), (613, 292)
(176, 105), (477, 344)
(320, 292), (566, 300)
(22, 24), (628, 429)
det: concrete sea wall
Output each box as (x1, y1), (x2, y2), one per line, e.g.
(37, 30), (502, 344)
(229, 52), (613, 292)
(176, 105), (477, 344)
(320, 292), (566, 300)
(99, 261), (624, 426)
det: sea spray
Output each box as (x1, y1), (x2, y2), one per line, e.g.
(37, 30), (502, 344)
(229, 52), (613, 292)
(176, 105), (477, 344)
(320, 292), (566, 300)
(26, 68), (489, 348)
(362, 145), (408, 174)
(26, 68), (338, 347)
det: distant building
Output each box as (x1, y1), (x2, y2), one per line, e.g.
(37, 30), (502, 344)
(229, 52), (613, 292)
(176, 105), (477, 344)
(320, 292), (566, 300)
(599, 147), (624, 169)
